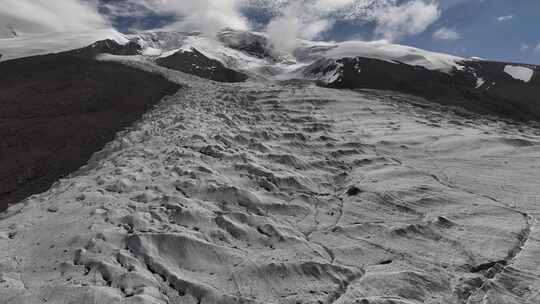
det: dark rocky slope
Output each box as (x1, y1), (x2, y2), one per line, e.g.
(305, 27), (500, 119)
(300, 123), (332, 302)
(73, 38), (249, 83)
(66, 39), (142, 58)
(156, 48), (248, 83)
(307, 57), (540, 123)
(0, 53), (180, 212)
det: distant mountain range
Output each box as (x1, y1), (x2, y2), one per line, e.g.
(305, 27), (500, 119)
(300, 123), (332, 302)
(1, 28), (539, 122)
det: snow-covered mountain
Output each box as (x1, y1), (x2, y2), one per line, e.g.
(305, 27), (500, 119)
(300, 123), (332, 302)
(1, 28), (540, 304)
(1, 28), (536, 89)
(62, 29), (540, 122)
(0, 28), (129, 62)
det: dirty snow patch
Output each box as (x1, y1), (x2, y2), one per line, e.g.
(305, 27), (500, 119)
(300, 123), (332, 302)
(504, 65), (534, 82)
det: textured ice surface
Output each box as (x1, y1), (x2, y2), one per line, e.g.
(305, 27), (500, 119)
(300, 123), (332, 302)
(1, 57), (540, 304)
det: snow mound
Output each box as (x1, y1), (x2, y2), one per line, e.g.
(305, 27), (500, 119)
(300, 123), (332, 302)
(131, 31), (269, 73)
(0, 29), (128, 62)
(299, 40), (465, 73)
(504, 65), (534, 82)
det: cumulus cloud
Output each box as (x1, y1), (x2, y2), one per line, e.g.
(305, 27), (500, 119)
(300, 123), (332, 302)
(520, 44), (530, 52)
(0, 0), (442, 43)
(99, 0), (152, 18)
(256, 0), (360, 53)
(371, 1), (441, 41)
(433, 27), (461, 41)
(265, 3), (334, 53)
(265, 6), (304, 53)
(146, 0), (248, 35)
(261, 0), (441, 51)
(98, 0), (249, 36)
(40, 0), (440, 44)
(497, 15), (514, 22)
(0, 0), (107, 34)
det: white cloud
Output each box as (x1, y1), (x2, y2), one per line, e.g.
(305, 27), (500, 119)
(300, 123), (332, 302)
(265, 6), (303, 53)
(521, 43), (540, 53)
(99, 1), (151, 18)
(497, 15), (514, 22)
(265, 3), (334, 53)
(313, 0), (355, 10)
(105, 0), (249, 36)
(262, 0), (442, 49)
(150, 0), (249, 35)
(0, 0), (442, 43)
(433, 27), (461, 41)
(372, 1), (441, 41)
(0, 0), (107, 34)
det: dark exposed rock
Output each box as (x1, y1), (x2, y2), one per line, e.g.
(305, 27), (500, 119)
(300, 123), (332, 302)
(470, 260), (507, 277)
(66, 39), (142, 58)
(346, 186), (363, 196)
(156, 48), (248, 83)
(0, 52), (180, 212)
(308, 56), (540, 123)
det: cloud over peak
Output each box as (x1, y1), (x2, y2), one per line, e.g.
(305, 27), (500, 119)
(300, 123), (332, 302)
(0, 0), (443, 45)
(117, 0), (249, 35)
(372, 1), (441, 41)
(0, 0), (107, 34)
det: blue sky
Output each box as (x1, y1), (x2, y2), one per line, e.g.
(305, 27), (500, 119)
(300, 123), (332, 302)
(101, 0), (540, 64)
(402, 0), (540, 64)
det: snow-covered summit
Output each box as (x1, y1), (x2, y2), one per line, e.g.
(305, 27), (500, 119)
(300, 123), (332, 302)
(0, 28), (128, 62)
(115, 29), (468, 83)
(297, 40), (465, 73)
(127, 30), (276, 76)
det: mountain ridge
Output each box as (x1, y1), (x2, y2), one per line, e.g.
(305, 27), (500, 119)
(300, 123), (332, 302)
(1, 29), (539, 123)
